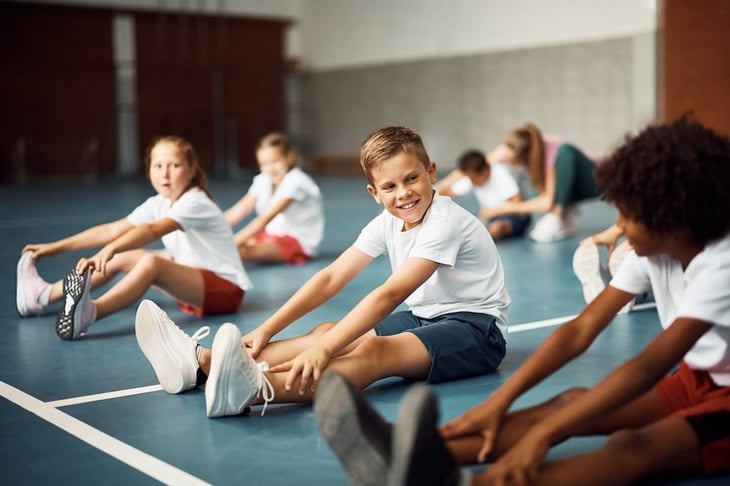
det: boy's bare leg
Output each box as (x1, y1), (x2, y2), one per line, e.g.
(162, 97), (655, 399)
(248, 332), (431, 404)
(473, 415), (702, 485)
(446, 386), (669, 465)
(198, 327), (378, 375)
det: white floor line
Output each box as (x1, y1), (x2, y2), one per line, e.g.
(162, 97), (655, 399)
(47, 384), (163, 408)
(47, 315), (578, 410)
(508, 314), (577, 333)
(1, 381), (210, 486)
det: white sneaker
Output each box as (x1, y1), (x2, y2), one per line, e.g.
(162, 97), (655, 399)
(135, 299), (210, 394)
(608, 243), (635, 314)
(529, 213), (574, 243)
(206, 323), (274, 418)
(16, 252), (50, 317)
(572, 243), (604, 304)
(55, 267), (95, 340)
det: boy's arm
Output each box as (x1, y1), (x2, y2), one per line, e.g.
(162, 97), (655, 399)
(489, 317), (712, 484)
(273, 256), (440, 394)
(232, 197), (293, 245)
(441, 286), (634, 458)
(245, 246), (373, 356)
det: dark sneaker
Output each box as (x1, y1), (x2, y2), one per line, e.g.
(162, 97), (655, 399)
(389, 384), (458, 486)
(314, 372), (391, 486)
(55, 267), (94, 340)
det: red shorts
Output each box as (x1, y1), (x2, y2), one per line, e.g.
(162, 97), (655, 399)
(177, 269), (244, 317)
(657, 360), (730, 474)
(251, 231), (310, 265)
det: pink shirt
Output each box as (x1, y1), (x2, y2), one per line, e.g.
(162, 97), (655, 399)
(492, 135), (598, 170)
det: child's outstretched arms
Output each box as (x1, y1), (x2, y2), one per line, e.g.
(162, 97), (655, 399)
(242, 246), (373, 358)
(76, 218), (179, 275)
(270, 255), (440, 395)
(483, 317), (711, 485)
(440, 287), (631, 462)
(22, 218), (133, 260)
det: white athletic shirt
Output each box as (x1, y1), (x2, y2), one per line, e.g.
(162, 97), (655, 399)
(248, 167), (325, 256)
(610, 233), (730, 385)
(353, 193), (510, 335)
(450, 163), (521, 208)
(127, 187), (252, 291)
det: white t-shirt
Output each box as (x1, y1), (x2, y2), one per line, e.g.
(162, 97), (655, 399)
(450, 163), (520, 209)
(248, 167), (324, 256)
(127, 188), (252, 291)
(610, 234), (730, 385)
(353, 193), (510, 335)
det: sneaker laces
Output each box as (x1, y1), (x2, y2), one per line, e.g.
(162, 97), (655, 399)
(254, 361), (275, 416)
(191, 326), (211, 342)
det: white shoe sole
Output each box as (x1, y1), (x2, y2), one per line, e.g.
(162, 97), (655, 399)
(206, 323), (251, 418)
(572, 244), (604, 304)
(135, 300), (192, 394)
(16, 252), (40, 317)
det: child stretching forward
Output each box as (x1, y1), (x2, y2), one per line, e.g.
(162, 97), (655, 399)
(135, 126), (510, 417)
(436, 149), (530, 240)
(224, 132), (324, 264)
(16, 136), (252, 341)
(311, 117), (730, 485)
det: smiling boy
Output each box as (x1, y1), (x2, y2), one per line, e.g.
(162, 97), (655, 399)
(136, 126), (510, 428)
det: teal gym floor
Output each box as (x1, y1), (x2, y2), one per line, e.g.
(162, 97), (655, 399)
(2, 174), (728, 485)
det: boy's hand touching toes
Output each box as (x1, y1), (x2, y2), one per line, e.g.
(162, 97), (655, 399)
(269, 345), (331, 395)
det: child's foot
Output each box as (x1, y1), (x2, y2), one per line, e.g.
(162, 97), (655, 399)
(55, 267), (95, 340)
(135, 299), (210, 394)
(572, 243), (604, 304)
(389, 384), (458, 486)
(608, 242), (635, 314)
(16, 252), (50, 317)
(529, 213), (574, 243)
(205, 323), (274, 418)
(314, 372), (391, 486)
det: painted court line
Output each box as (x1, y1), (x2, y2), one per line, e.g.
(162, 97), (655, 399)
(45, 314), (579, 408)
(1, 381), (210, 486)
(47, 384), (163, 408)
(508, 314), (577, 333)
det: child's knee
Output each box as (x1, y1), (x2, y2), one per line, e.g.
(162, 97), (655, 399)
(308, 321), (336, 337)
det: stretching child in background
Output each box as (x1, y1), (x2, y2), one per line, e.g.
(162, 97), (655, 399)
(436, 149), (530, 241)
(313, 117), (730, 485)
(135, 126), (510, 418)
(224, 132), (324, 264)
(484, 123), (600, 243)
(16, 136), (251, 341)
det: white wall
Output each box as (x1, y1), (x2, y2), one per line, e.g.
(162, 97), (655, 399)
(18, 0), (656, 70)
(296, 0), (657, 70)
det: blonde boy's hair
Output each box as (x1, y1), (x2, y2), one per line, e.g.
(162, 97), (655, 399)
(360, 126), (431, 184)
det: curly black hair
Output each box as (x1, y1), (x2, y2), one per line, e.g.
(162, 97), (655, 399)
(597, 117), (730, 244)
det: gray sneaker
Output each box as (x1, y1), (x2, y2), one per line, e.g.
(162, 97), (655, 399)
(135, 299), (210, 394)
(56, 267), (93, 340)
(205, 323), (274, 418)
(314, 372), (391, 486)
(389, 384), (458, 486)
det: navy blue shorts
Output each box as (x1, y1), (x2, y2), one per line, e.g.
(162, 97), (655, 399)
(374, 311), (506, 383)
